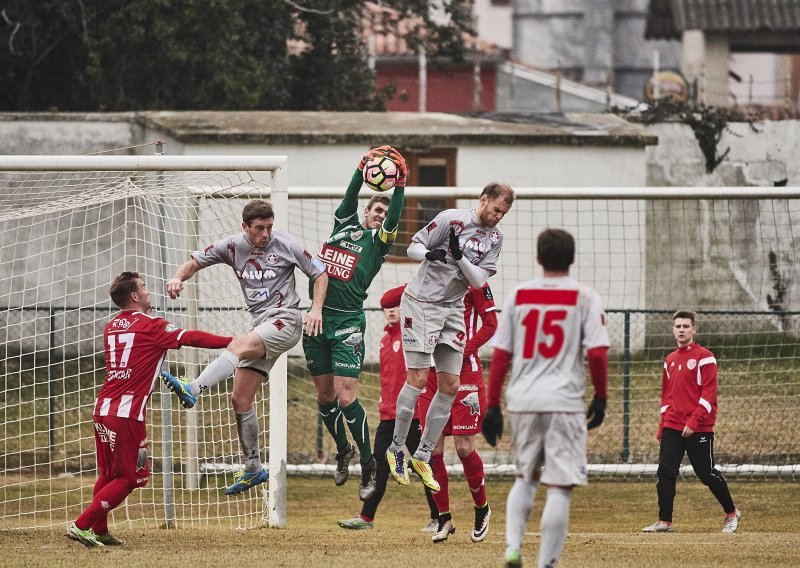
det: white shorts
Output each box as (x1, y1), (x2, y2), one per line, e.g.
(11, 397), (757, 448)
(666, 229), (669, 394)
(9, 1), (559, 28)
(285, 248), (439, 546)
(400, 293), (465, 355)
(240, 308), (302, 376)
(509, 412), (588, 487)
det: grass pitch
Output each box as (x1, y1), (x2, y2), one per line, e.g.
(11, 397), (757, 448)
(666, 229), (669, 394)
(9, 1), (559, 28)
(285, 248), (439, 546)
(1, 478), (798, 567)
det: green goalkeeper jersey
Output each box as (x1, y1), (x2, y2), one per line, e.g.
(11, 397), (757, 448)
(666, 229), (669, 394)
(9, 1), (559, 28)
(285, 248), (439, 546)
(311, 169), (405, 313)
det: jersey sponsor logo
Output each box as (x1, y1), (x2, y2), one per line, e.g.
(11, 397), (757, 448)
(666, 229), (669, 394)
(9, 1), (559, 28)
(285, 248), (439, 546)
(465, 237), (489, 253)
(246, 287), (271, 300)
(458, 383), (478, 392)
(449, 220), (465, 235)
(266, 253), (278, 264)
(350, 230), (363, 241)
(111, 318), (131, 329)
(402, 333), (417, 345)
(404, 317), (413, 329)
(106, 369), (132, 381)
(249, 250), (263, 256)
(334, 326), (359, 337)
(687, 359), (697, 370)
(476, 229), (486, 236)
(165, 324), (178, 333)
(425, 221), (438, 233)
(239, 268), (277, 280)
(339, 240), (363, 253)
(342, 332), (364, 356)
(334, 362), (361, 369)
(318, 244), (357, 282)
(273, 319), (286, 331)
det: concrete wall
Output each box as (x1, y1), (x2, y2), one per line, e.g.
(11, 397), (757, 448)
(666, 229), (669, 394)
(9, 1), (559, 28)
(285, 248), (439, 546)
(644, 120), (800, 334)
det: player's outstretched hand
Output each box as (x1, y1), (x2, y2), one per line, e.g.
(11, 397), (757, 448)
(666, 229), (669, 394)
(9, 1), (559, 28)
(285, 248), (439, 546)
(166, 278), (184, 299)
(386, 147), (407, 187)
(448, 227), (462, 260)
(304, 308), (323, 337)
(482, 406), (503, 446)
(425, 249), (448, 263)
(586, 396), (606, 430)
(359, 145), (392, 171)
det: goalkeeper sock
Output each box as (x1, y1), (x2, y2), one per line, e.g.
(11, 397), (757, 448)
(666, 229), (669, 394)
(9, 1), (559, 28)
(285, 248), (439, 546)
(461, 450), (487, 508)
(318, 399), (349, 452)
(539, 486), (572, 568)
(190, 350), (238, 396)
(236, 408), (262, 472)
(389, 383), (421, 451)
(341, 399), (372, 462)
(506, 477), (537, 553)
(430, 455), (450, 513)
(414, 390), (455, 462)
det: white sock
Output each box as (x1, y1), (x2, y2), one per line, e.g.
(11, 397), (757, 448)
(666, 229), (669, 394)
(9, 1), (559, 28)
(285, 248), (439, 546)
(539, 487), (572, 568)
(388, 383), (421, 451)
(506, 477), (538, 554)
(189, 350), (238, 396)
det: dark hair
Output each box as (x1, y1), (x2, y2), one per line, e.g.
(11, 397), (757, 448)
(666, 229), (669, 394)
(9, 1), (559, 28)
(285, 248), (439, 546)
(480, 182), (515, 205)
(110, 271), (140, 308)
(366, 194), (390, 211)
(672, 309), (697, 324)
(537, 228), (575, 272)
(242, 200), (274, 225)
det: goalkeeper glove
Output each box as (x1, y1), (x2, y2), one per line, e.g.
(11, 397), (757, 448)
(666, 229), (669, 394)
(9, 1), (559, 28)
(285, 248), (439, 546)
(449, 227), (462, 260)
(425, 249), (447, 263)
(586, 397), (606, 430)
(386, 147), (407, 187)
(358, 145), (392, 171)
(482, 406), (503, 446)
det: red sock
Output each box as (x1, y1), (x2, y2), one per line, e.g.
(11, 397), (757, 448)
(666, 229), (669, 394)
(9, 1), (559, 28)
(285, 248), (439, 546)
(461, 450), (487, 508)
(88, 473), (110, 534)
(431, 455), (450, 515)
(75, 478), (134, 531)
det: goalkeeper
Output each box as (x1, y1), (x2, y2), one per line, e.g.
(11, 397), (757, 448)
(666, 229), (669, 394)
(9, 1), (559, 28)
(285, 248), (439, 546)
(303, 146), (406, 502)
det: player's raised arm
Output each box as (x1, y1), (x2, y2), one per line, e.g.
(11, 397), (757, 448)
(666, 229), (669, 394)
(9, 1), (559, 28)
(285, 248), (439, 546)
(166, 257), (202, 299)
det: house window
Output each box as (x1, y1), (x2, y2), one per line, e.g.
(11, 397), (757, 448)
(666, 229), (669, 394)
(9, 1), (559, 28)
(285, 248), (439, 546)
(390, 148), (456, 260)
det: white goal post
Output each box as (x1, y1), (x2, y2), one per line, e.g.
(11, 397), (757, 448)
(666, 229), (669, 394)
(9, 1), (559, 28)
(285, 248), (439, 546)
(1, 153), (799, 532)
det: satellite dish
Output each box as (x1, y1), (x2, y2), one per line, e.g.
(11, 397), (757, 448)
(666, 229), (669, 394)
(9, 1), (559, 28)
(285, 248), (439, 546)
(644, 71), (689, 103)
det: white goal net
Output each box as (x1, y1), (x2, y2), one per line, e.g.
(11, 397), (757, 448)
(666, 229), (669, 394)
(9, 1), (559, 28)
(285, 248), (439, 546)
(1, 155), (799, 531)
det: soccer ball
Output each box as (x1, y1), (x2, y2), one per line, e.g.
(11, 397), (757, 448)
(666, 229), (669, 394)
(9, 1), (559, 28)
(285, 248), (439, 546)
(362, 156), (399, 192)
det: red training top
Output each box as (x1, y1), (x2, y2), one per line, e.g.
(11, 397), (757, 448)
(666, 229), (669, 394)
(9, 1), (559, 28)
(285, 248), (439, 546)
(659, 342), (718, 436)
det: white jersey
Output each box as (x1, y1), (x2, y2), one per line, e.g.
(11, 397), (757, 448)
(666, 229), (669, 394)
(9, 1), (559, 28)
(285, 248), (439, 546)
(405, 208), (503, 303)
(491, 276), (609, 412)
(192, 231), (325, 319)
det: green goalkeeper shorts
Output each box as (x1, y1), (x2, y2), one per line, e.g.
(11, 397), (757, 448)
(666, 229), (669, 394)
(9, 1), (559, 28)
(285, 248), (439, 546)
(302, 311), (366, 378)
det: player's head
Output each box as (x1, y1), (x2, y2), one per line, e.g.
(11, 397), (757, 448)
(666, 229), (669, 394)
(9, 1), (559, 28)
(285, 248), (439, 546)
(110, 271), (152, 312)
(537, 228), (575, 273)
(242, 200), (274, 248)
(363, 194), (390, 230)
(672, 309), (698, 347)
(383, 306), (400, 325)
(476, 182), (514, 227)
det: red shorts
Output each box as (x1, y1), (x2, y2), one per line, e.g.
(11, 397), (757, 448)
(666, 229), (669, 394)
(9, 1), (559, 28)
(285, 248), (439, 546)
(93, 415), (150, 488)
(418, 369), (486, 436)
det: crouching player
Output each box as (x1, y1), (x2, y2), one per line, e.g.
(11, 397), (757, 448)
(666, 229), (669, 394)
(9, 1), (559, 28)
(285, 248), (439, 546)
(67, 272), (232, 547)
(417, 284), (497, 543)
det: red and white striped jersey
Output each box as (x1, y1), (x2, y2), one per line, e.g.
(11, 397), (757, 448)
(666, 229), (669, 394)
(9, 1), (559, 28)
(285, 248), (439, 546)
(491, 276), (609, 412)
(95, 310), (186, 422)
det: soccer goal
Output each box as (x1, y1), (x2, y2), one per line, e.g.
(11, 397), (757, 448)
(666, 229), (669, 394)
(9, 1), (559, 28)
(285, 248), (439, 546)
(1, 158), (799, 532)
(0, 155), (291, 530)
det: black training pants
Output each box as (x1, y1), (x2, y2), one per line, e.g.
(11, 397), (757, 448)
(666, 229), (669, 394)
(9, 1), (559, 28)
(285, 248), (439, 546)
(656, 427), (736, 522)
